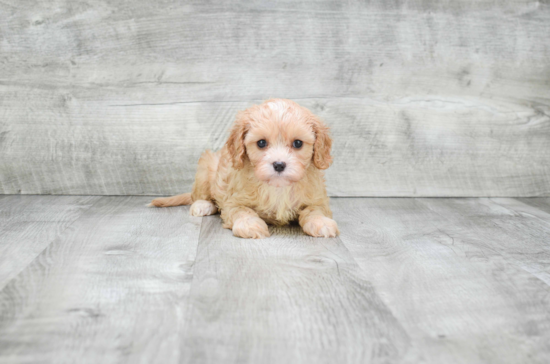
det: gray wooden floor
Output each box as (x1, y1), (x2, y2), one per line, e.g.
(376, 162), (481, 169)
(1, 196), (549, 364)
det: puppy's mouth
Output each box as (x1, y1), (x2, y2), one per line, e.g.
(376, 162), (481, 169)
(266, 174), (293, 187)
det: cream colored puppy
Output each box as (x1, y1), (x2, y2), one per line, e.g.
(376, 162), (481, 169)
(150, 99), (339, 239)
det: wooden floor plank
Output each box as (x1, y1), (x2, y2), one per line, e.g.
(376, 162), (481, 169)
(0, 195), (100, 290)
(422, 198), (550, 286)
(2, 196), (549, 363)
(181, 216), (410, 364)
(0, 197), (201, 364)
(517, 198), (550, 216)
(332, 198), (550, 364)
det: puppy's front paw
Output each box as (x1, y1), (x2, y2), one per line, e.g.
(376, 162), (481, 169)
(190, 200), (217, 217)
(232, 216), (270, 239)
(303, 216), (339, 238)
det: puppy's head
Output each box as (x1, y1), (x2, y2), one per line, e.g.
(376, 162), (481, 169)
(226, 99), (333, 187)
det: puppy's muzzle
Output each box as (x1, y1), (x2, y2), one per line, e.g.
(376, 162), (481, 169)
(273, 161), (286, 172)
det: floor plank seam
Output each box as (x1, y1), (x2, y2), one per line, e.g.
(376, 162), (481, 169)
(420, 198), (550, 289)
(0, 196), (105, 293)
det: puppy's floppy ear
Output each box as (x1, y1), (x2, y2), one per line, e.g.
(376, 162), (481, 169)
(310, 115), (333, 170)
(226, 110), (248, 169)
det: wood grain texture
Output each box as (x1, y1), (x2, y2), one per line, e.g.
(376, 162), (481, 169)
(422, 197), (550, 285)
(1, 0), (549, 196)
(181, 215), (410, 364)
(332, 198), (550, 364)
(517, 198), (550, 215)
(0, 195), (99, 290)
(0, 197), (201, 364)
(1, 196), (550, 362)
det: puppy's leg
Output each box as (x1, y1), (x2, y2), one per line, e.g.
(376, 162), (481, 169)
(190, 150), (218, 202)
(190, 200), (218, 217)
(188, 150), (220, 216)
(299, 205), (339, 238)
(149, 150), (219, 209)
(221, 207), (270, 239)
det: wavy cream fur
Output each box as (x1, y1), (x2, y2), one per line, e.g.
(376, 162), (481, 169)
(151, 99), (339, 239)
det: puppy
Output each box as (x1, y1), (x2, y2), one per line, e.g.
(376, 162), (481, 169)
(150, 99), (339, 239)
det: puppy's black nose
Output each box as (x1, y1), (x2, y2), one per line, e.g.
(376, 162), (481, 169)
(273, 161), (286, 172)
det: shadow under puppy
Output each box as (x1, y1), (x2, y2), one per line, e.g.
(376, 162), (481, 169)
(150, 99), (339, 239)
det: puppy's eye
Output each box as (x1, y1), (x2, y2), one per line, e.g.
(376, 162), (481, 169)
(257, 139), (267, 149)
(292, 140), (303, 149)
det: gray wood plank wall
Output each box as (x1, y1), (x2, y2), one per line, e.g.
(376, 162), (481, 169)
(1, 0), (549, 196)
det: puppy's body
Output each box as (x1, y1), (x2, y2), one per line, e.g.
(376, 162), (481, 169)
(151, 99), (338, 239)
